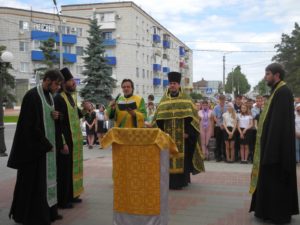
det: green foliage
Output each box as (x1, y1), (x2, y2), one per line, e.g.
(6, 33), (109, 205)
(34, 38), (59, 80)
(253, 79), (270, 95)
(190, 92), (203, 101)
(224, 65), (251, 96)
(80, 18), (116, 106)
(0, 46), (16, 106)
(272, 22), (300, 96)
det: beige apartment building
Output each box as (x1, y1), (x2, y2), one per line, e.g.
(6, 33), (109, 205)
(0, 1), (193, 105)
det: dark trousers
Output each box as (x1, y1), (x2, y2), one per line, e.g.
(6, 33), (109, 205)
(234, 130), (240, 161)
(214, 126), (225, 161)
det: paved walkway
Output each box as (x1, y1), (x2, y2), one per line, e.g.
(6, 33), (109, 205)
(1, 126), (300, 225)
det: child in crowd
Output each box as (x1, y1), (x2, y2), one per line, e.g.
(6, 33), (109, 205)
(237, 103), (253, 163)
(222, 102), (237, 162)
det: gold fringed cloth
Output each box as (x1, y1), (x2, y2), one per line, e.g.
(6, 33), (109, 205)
(102, 128), (178, 216)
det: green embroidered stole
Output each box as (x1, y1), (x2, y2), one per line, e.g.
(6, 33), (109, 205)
(153, 89), (205, 174)
(61, 92), (84, 197)
(249, 81), (286, 194)
(37, 84), (57, 207)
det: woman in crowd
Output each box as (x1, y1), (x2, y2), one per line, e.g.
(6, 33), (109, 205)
(145, 101), (155, 127)
(84, 102), (97, 149)
(237, 103), (253, 163)
(222, 102), (237, 162)
(96, 104), (108, 149)
(199, 100), (214, 159)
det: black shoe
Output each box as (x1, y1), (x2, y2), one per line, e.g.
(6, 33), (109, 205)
(0, 152), (8, 157)
(72, 197), (82, 203)
(58, 203), (73, 209)
(51, 214), (63, 222)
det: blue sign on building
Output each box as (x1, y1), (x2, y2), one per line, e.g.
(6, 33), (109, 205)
(206, 88), (213, 95)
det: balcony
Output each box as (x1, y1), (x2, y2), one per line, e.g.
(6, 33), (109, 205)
(153, 64), (161, 72)
(163, 67), (170, 73)
(163, 40), (170, 49)
(152, 34), (161, 43)
(103, 39), (116, 46)
(105, 56), (117, 65)
(163, 79), (169, 87)
(31, 50), (77, 63)
(31, 30), (77, 44)
(153, 77), (161, 86)
(179, 46), (185, 57)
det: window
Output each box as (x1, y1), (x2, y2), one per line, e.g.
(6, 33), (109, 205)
(102, 32), (112, 40)
(19, 41), (29, 52)
(147, 70), (149, 79)
(20, 62), (29, 72)
(76, 28), (83, 37)
(61, 26), (71, 34)
(19, 21), (29, 30)
(136, 67), (139, 78)
(33, 23), (55, 32)
(96, 12), (115, 23)
(33, 40), (41, 50)
(76, 65), (84, 74)
(104, 49), (113, 57)
(63, 45), (71, 53)
(76, 46), (84, 56)
(142, 69), (145, 78)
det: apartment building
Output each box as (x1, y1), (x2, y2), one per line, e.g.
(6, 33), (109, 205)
(0, 1), (193, 105)
(62, 1), (193, 102)
(0, 7), (90, 105)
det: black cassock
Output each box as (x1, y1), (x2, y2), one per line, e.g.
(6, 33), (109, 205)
(250, 84), (299, 223)
(54, 92), (82, 207)
(7, 88), (58, 225)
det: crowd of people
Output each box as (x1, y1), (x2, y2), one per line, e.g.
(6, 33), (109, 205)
(6, 63), (300, 225)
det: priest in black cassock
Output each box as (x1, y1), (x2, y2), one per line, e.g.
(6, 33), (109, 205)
(152, 72), (204, 190)
(7, 69), (64, 225)
(54, 67), (84, 209)
(249, 63), (299, 224)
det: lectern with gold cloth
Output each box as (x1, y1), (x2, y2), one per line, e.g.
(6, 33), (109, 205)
(101, 128), (178, 225)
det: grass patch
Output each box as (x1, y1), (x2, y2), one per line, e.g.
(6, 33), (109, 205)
(4, 116), (19, 123)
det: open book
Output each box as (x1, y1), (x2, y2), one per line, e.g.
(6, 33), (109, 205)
(117, 101), (137, 111)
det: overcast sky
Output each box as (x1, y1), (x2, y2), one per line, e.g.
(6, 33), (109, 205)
(1, 0), (300, 89)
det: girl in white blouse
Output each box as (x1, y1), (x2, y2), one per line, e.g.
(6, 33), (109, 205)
(237, 104), (253, 163)
(222, 102), (237, 162)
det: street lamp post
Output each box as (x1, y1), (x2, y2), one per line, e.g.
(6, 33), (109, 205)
(0, 51), (14, 157)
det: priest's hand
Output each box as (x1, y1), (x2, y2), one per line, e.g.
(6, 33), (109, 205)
(51, 110), (60, 120)
(127, 108), (136, 117)
(60, 144), (69, 155)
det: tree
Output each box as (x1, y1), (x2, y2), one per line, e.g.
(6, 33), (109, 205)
(253, 79), (270, 96)
(80, 18), (116, 106)
(224, 65), (251, 96)
(189, 92), (203, 101)
(272, 22), (300, 96)
(0, 45), (15, 155)
(35, 38), (58, 80)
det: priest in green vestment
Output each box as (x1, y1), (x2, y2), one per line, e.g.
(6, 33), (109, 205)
(55, 68), (84, 209)
(8, 69), (64, 224)
(107, 79), (147, 128)
(249, 63), (299, 223)
(152, 72), (205, 190)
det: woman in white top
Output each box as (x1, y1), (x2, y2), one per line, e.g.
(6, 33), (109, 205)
(96, 104), (108, 149)
(237, 104), (253, 163)
(222, 102), (237, 162)
(295, 103), (300, 163)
